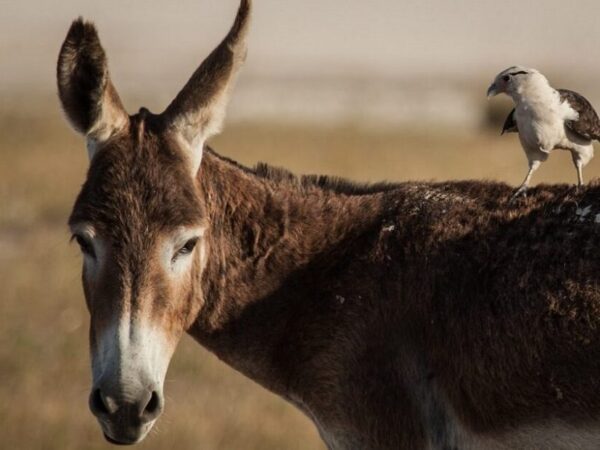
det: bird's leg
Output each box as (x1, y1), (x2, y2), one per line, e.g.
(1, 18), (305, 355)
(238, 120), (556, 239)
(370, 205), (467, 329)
(576, 163), (584, 188)
(572, 154), (584, 188)
(569, 145), (594, 191)
(511, 160), (541, 202)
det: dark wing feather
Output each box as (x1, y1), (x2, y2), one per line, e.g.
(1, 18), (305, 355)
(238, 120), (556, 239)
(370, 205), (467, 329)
(501, 108), (518, 135)
(559, 89), (600, 141)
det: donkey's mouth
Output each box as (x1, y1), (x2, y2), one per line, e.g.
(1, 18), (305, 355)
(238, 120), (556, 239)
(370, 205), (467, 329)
(104, 433), (136, 446)
(103, 429), (149, 446)
(100, 420), (154, 446)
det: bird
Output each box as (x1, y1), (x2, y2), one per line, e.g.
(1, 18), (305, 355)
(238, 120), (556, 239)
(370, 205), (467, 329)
(487, 66), (600, 199)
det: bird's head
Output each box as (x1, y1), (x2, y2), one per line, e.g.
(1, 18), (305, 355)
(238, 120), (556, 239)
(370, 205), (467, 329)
(487, 66), (545, 100)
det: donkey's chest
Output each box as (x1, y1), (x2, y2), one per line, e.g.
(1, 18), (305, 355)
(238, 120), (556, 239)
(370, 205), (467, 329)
(455, 422), (600, 450)
(305, 380), (600, 450)
(317, 415), (600, 450)
(419, 387), (600, 450)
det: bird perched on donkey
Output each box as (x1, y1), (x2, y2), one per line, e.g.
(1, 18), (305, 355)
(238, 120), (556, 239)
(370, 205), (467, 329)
(487, 66), (600, 199)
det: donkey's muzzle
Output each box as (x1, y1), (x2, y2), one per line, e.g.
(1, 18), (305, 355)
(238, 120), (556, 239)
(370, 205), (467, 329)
(89, 381), (164, 445)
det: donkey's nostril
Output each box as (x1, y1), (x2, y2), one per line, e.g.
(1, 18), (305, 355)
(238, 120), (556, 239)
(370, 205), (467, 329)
(90, 388), (113, 416)
(89, 385), (162, 422)
(141, 390), (162, 421)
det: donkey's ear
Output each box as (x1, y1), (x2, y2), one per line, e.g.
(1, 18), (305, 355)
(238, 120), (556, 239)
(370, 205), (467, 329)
(161, 0), (251, 175)
(57, 18), (129, 160)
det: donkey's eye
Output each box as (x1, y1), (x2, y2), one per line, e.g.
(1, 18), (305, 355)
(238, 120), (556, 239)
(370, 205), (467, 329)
(173, 238), (199, 261)
(72, 234), (96, 258)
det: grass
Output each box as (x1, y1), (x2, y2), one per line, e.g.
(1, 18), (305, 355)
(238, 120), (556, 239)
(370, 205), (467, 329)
(1, 103), (598, 449)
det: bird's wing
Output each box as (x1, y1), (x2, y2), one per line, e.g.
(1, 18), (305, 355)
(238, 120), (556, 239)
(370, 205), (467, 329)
(501, 108), (518, 135)
(559, 89), (600, 141)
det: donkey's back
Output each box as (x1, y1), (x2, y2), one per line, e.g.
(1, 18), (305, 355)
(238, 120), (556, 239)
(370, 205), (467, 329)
(310, 180), (600, 449)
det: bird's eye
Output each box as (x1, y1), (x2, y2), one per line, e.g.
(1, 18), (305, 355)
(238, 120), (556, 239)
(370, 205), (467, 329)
(173, 237), (199, 262)
(502, 75), (510, 82)
(72, 234), (96, 258)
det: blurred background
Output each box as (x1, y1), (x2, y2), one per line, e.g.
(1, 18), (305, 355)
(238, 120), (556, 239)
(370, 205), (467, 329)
(2, 0), (600, 449)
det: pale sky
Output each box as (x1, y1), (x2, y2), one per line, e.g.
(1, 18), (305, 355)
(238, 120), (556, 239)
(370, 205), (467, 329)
(2, 0), (600, 122)
(3, 0), (600, 84)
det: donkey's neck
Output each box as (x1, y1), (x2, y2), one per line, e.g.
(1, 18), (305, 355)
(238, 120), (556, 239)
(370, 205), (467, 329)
(189, 149), (389, 395)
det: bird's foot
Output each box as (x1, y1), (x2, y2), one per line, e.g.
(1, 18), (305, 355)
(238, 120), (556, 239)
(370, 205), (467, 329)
(510, 186), (528, 204)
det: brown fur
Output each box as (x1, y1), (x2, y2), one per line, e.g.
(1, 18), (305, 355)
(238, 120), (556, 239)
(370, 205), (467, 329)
(191, 154), (600, 449)
(57, 18), (127, 138)
(162, 0), (251, 143)
(60, 1), (600, 448)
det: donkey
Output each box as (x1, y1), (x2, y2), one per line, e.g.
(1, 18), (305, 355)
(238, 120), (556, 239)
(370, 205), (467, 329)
(58, 0), (600, 448)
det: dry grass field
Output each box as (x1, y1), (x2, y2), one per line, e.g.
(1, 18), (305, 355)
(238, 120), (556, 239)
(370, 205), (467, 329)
(2, 102), (600, 450)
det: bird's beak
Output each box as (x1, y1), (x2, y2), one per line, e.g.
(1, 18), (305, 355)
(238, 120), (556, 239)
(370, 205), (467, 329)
(487, 83), (499, 98)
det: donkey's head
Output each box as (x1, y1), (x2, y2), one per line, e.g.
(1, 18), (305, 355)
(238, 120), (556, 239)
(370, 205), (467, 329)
(58, 1), (251, 444)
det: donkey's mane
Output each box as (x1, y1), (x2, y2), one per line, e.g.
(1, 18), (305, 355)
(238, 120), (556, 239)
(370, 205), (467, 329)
(205, 147), (400, 196)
